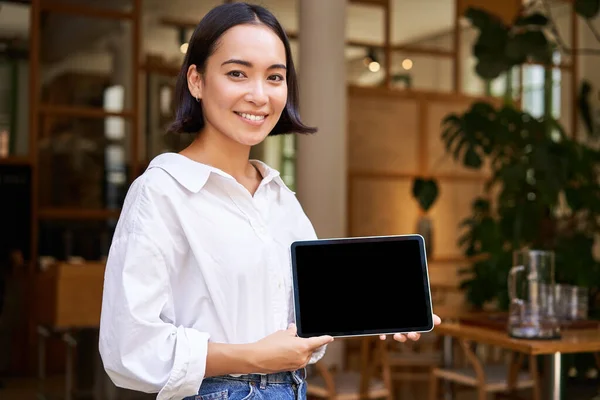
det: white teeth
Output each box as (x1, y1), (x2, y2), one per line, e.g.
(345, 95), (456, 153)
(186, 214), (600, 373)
(238, 112), (265, 121)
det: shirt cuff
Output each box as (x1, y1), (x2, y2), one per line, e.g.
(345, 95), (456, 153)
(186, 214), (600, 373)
(308, 344), (328, 364)
(158, 327), (210, 400)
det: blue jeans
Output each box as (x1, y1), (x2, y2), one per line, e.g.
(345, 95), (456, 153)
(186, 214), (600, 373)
(184, 369), (306, 400)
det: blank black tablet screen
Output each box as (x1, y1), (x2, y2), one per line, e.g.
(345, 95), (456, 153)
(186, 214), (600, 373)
(291, 236), (432, 337)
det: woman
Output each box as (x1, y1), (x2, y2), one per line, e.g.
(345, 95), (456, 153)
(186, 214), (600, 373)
(99, 3), (440, 400)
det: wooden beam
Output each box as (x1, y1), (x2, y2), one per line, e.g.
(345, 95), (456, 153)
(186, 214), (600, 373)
(390, 46), (454, 58)
(383, 0), (392, 87)
(160, 16), (455, 59)
(349, 170), (490, 182)
(29, 0), (41, 275)
(456, 0), (521, 26)
(349, 0), (388, 6)
(571, 6), (579, 140)
(525, 60), (572, 71)
(0, 156), (30, 165)
(39, 104), (135, 119)
(131, 0), (141, 178)
(453, 0), (461, 93)
(40, 1), (133, 20)
(140, 61), (180, 76)
(159, 16), (198, 29)
(38, 208), (121, 220)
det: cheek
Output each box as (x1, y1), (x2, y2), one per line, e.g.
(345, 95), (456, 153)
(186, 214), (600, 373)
(272, 86), (288, 113)
(204, 79), (239, 111)
(213, 86), (240, 110)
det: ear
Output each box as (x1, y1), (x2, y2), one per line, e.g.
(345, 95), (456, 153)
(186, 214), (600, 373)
(186, 64), (203, 100)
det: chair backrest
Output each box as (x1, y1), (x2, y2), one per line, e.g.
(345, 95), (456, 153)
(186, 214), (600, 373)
(308, 336), (392, 399)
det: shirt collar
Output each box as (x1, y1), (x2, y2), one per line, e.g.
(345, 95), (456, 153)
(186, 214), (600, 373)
(250, 159), (295, 193)
(146, 152), (294, 194)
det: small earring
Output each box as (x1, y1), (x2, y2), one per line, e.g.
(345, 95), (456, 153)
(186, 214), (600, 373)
(195, 95), (201, 103)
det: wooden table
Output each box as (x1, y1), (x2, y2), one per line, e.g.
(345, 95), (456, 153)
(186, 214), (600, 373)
(435, 322), (600, 400)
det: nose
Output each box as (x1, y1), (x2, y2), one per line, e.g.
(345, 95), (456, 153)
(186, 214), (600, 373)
(245, 80), (268, 106)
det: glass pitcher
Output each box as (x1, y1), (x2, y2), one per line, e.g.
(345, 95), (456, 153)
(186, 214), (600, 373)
(507, 249), (561, 339)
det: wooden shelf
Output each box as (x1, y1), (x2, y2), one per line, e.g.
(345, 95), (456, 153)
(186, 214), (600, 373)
(39, 104), (134, 119)
(39, 208), (121, 220)
(40, 1), (133, 20)
(140, 62), (179, 77)
(0, 156), (31, 166)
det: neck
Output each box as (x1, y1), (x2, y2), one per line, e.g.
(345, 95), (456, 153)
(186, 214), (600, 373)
(179, 127), (254, 179)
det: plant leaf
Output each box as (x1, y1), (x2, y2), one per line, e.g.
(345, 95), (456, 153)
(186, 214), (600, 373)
(464, 146), (483, 168)
(464, 7), (505, 30)
(574, 0), (600, 19)
(514, 12), (549, 26)
(412, 178), (440, 212)
(475, 58), (511, 80)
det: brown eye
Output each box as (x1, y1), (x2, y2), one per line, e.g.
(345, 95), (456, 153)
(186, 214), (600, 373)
(227, 71), (246, 78)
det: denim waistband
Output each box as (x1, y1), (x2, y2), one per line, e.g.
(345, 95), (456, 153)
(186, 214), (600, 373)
(218, 368), (305, 385)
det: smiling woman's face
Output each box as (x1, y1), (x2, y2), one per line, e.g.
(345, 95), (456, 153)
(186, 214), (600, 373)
(190, 23), (288, 148)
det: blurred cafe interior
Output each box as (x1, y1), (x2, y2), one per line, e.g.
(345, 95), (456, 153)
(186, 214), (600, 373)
(1, 0), (600, 399)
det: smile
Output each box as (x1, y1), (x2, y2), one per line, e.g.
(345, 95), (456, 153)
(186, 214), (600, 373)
(235, 112), (267, 122)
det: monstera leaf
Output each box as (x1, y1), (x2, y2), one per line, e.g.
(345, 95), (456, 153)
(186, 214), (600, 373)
(464, 7), (553, 80)
(412, 178), (439, 212)
(574, 0), (600, 18)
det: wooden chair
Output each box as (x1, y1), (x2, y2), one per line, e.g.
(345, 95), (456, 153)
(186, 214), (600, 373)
(387, 332), (442, 385)
(429, 339), (540, 400)
(307, 337), (393, 400)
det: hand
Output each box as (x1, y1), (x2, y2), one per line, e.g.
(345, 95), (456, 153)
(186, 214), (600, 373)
(379, 314), (442, 342)
(251, 323), (334, 373)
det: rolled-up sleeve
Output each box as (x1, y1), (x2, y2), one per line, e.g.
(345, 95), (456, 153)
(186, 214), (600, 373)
(309, 344), (327, 364)
(99, 233), (209, 400)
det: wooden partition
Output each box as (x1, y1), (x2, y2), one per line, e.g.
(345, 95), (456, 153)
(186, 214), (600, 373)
(347, 86), (497, 318)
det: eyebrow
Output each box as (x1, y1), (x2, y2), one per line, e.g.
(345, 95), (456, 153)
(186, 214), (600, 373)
(221, 59), (287, 70)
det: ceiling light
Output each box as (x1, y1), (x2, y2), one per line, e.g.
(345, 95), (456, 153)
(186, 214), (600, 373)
(402, 59), (413, 70)
(368, 61), (380, 72)
(364, 47), (378, 66)
(180, 42), (189, 54)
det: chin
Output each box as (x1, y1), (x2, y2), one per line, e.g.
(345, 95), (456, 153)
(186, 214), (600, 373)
(240, 135), (270, 147)
(237, 129), (274, 146)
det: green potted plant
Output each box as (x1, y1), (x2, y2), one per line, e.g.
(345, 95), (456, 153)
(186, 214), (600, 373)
(412, 178), (439, 258)
(412, 3), (600, 315)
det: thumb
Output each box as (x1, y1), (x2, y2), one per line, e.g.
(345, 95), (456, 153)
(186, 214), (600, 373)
(287, 323), (297, 336)
(306, 335), (334, 350)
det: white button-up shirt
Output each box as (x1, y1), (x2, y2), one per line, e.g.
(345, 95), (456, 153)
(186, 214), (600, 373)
(99, 153), (325, 399)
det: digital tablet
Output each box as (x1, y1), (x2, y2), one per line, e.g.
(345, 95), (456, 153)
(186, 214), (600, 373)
(290, 234), (434, 338)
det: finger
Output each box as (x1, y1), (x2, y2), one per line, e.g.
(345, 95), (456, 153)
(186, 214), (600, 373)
(407, 332), (421, 341)
(287, 323), (297, 336)
(393, 333), (407, 342)
(306, 335), (334, 349)
(379, 334), (386, 341)
(433, 314), (442, 325)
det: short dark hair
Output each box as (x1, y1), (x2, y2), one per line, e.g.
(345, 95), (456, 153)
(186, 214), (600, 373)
(168, 2), (316, 136)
